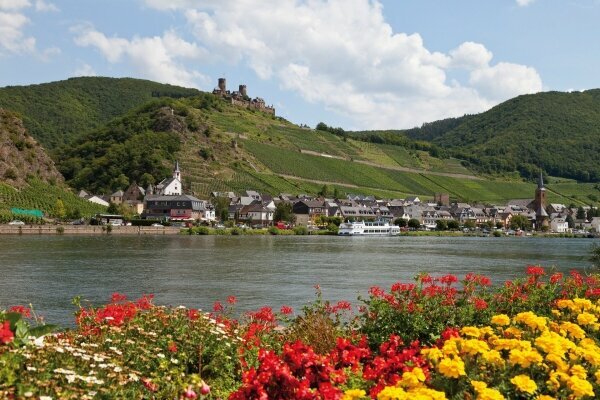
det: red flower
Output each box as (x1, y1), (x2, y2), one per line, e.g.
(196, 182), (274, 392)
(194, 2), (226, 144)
(0, 321), (14, 344)
(9, 305), (31, 318)
(227, 295), (237, 305)
(473, 297), (488, 310)
(142, 378), (158, 392)
(135, 294), (154, 310)
(110, 293), (127, 303)
(213, 301), (224, 312)
(550, 272), (563, 284)
(526, 265), (545, 276)
(280, 305), (293, 315)
(188, 308), (200, 320)
(439, 274), (458, 285)
(369, 286), (385, 298)
(168, 341), (178, 353)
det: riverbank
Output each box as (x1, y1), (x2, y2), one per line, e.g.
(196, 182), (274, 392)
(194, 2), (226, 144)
(0, 225), (181, 235)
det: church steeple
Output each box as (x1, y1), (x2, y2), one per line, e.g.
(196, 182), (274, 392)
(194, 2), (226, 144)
(173, 160), (181, 182)
(537, 171), (545, 190)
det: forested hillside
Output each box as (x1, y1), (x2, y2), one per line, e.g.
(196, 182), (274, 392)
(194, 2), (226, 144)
(0, 77), (200, 148)
(355, 90), (600, 183)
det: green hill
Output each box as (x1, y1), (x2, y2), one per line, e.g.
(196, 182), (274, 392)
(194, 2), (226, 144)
(374, 90), (600, 183)
(2, 77), (598, 207)
(0, 77), (200, 148)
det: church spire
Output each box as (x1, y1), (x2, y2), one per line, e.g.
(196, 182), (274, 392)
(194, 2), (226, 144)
(537, 171), (545, 190)
(173, 160), (181, 181)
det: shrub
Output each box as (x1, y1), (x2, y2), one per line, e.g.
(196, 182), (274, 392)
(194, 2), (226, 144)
(268, 226), (280, 235)
(293, 226), (308, 235)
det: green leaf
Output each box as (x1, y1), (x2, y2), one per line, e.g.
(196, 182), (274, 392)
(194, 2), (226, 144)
(28, 325), (57, 338)
(15, 319), (28, 340)
(4, 312), (22, 330)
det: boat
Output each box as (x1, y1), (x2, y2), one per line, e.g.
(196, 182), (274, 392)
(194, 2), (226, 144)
(338, 220), (400, 236)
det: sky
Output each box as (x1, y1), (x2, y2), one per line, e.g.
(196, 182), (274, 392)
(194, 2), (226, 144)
(1, 0), (599, 131)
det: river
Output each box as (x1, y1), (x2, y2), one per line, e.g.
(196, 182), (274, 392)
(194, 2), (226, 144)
(0, 235), (597, 326)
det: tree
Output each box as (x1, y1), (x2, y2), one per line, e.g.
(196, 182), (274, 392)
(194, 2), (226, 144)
(496, 221), (504, 229)
(408, 219), (421, 229)
(566, 214), (575, 229)
(394, 218), (407, 227)
(436, 219), (448, 231)
(318, 184), (329, 197)
(333, 187), (340, 199)
(447, 220), (460, 230)
(274, 202), (295, 223)
(577, 206), (587, 220)
(212, 197), (230, 222)
(107, 202), (119, 215)
(463, 220), (476, 230)
(510, 214), (532, 230)
(54, 199), (66, 220)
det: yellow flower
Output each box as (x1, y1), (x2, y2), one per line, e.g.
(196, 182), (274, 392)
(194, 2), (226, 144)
(510, 375), (537, 394)
(567, 376), (594, 398)
(570, 364), (587, 379)
(492, 338), (531, 351)
(409, 387), (447, 400)
(461, 326), (481, 337)
(508, 348), (543, 368)
(573, 298), (593, 312)
(377, 386), (407, 400)
(535, 330), (575, 355)
(535, 396), (556, 400)
(577, 312), (598, 326)
(477, 388), (504, 400)
(481, 350), (504, 367)
(595, 370), (600, 384)
(461, 339), (490, 356)
(545, 353), (569, 372)
(557, 299), (573, 310)
(343, 389), (367, 400)
(441, 339), (459, 357)
(421, 347), (443, 362)
(471, 380), (488, 392)
(438, 357), (466, 378)
(491, 314), (510, 326)
(503, 326), (522, 339)
(514, 311), (547, 331)
(559, 322), (586, 339)
(400, 367), (426, 388)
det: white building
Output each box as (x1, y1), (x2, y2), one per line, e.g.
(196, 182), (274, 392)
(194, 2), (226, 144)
(550, 217), (569, 233)
(154, 161), (182, 196)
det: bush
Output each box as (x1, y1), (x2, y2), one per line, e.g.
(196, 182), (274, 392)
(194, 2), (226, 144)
(493, 230), (502, 237)
(268, 226), (280, 235)
(195, 226), (210, 235)
(293, 226), (308, 235)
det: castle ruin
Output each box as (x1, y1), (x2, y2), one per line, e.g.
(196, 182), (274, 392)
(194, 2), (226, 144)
(212, 78), (275, 115)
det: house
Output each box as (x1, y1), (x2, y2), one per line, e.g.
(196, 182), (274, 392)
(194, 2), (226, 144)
(590, 217), (600, 232)
(293, 200), (327, 226)
(548, 204), (567, 215)
(143, 194), (213, 221)
(123, 182), (146, 214)
(405, 196), (421, 204)
(339, 205), (376, 220)
(550, 217), (569, 233)
(154, 161), (182, 196)
(86, 195), (109, 207)
(110, 190), (124, 204)
(238, 203), (273, 227)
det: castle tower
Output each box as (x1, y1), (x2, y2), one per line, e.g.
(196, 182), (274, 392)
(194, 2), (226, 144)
(239, 84), (247, 97)
(218, 78), (226, 93)
(173, 160), (181, 182)
(534, 171), (549, 229)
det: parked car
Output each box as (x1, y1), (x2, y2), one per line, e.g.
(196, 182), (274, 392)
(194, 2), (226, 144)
(8, 220), (25, 225)
(151, 223), (163, 227)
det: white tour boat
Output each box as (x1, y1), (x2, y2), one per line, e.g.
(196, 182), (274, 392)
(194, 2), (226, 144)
(338, 220), (400, 236)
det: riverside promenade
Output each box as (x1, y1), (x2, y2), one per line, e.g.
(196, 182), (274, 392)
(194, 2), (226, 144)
(0, 225), (182, 235)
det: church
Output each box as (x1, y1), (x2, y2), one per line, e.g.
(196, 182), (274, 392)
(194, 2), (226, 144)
(147, 161), (182, 196)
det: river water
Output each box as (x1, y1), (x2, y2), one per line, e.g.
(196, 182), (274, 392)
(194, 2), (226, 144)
(0, 235), (597, 326)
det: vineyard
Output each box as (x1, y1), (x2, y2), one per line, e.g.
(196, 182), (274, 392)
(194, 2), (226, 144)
(0, 179), (105, 222)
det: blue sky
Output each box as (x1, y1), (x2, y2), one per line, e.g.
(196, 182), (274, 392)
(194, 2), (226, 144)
(1, 0), (599, 130)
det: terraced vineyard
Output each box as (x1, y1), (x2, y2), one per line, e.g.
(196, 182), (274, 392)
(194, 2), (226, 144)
(0, 179), (105, 222)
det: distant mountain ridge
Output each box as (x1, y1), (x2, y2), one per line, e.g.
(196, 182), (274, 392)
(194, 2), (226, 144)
(355, 90), (600, 182)
(0, 77), (200, 148)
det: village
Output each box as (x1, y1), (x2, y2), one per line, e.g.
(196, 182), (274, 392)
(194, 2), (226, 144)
(75, 161), (600, 235)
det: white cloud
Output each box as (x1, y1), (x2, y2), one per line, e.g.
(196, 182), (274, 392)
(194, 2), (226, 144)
(74, 62), (96, 77)
(516, 0), (535, 6)
(72, 25), (208, 88)
(35, 0), (58, 12)
(0, 0), (59, 57)
(0, 11), (35, 54)
(138, 0), (542, 129)
(0, 0), (30, 10)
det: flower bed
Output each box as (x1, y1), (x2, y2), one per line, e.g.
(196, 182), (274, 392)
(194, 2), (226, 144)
(2, 266), (600, 399)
